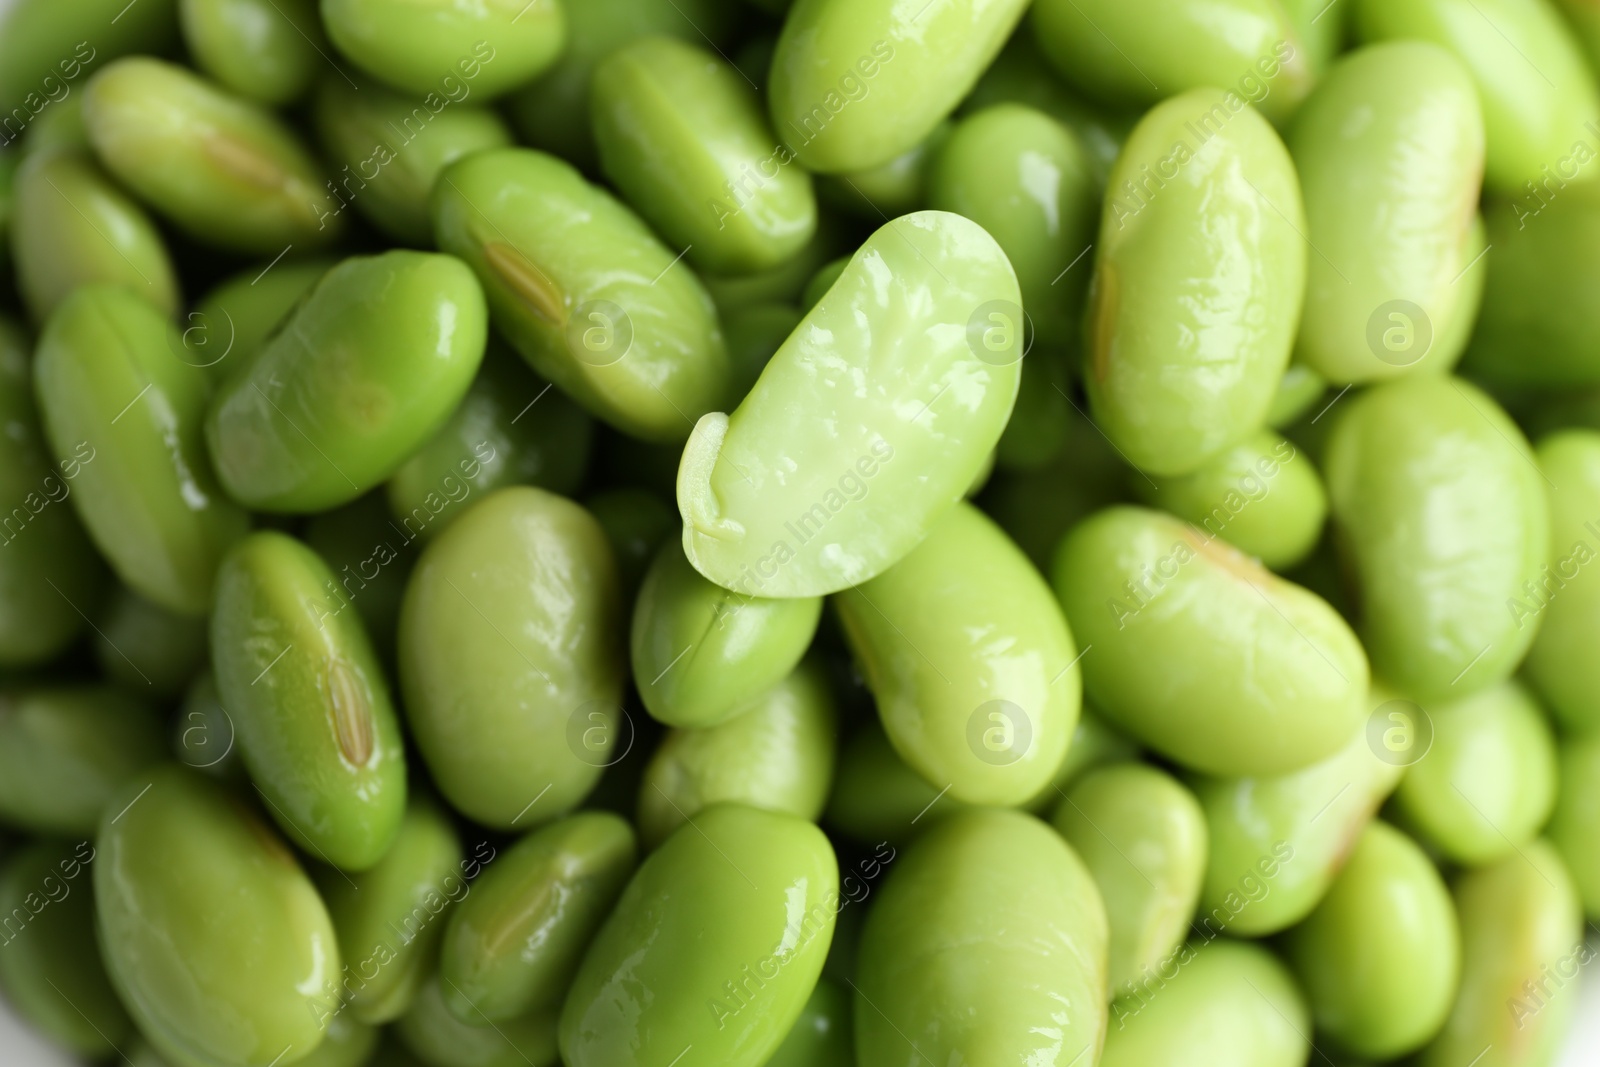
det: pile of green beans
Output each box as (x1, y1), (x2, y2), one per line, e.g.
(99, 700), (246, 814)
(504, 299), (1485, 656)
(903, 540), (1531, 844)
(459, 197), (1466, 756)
(2, 0), (1600, 1065)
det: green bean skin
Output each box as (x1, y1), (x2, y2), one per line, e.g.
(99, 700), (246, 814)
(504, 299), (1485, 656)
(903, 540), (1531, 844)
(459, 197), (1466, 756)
(1086, 87), (1307, 476)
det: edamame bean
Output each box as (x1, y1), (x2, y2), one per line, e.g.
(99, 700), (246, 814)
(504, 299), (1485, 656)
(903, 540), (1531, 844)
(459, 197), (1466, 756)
(10, 147), (180, 323)
(387, 340), (593, 542)
(1053, 763), (1207, 999)
(631, 541), (823, 729)
(34, 286), (249, 614)
(1392, 680), (1558, 865)
(637, 660), (836, 846)
(1086, 87), (1307, 476)
(560, 804), (838, 1067)
(814, 121), (949, 221)
(823, 720), (967, 845)
(313, 75), (513, 245)
(187, 257), (333, 386)
(1288, 42), (1486, 383)
(834, 502), (1079, 805)
(206, 250), (488, 512)
(1137, 430), (1328, 570)
(0, 314), (107, 667)
(702, 216), (847, 313)
(305, 491), (417, 664)
(1419, 841), (1583, 1067)
(20, 93), (87, 154)
(1032, 0), (1312, 124)
(593, 37), (817, 276)
(316, 794), (463, 1024)
(398, 973), (559, 1067)
(399, 487), (624, 829)
(585, 487), (677, 599)
(321, 0), (564, 101)
(1102, 939), (1310, 1067)
(722, 302), (802, 402)
(95, 765), (342, 1067)
(83, 57), (342, 252)
(1022, 708), (1141, 812)
(434, 148), (732, 443)
(0, 0), (176, 123)
(764, 977), (851, 1067)
(855, 808), (1107, 1066)
(94, 585), (208, 698)
(1192, 712), (1405, 937)
(768, 0), (1028, 173)
(678, 211), (1021, 597)
(438, 812), (636, 1023)
(1283, 820), (1459, 1059)
(0, 686), (165, 835)
(173, 671), (243, 779)
(1548, 733), (1600, 919)
(928, 103), (1097, 347)
(212, 531), (409, 871)
(1266, 362), (1327, 428)
(1353, 0), (1600, 193)
(1052, 506), (1365, 775)
(1324, 375), (1549, 699)
(178, 0), (325, 105)
(1463, 182), (1600, 387)
(0, 840), (131, 1058)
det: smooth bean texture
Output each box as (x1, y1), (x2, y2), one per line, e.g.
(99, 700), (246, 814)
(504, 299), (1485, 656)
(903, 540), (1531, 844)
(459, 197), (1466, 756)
(1053, 505), (1366, 776)
(179, 0), (324, 105)
(835, 502), (1080, 805)
(855, 808), (1107, 1067)
(399, 487), (624, 828)
(1549, 733), (1600, 919)
(34, 285), (249, 614)
(678, 211), (1021, 597)
(560, 804), (838, 1067)
(1086, 87), (1306, 476)
(397, 973), (559, 1067)
(188, 257), (333, 386)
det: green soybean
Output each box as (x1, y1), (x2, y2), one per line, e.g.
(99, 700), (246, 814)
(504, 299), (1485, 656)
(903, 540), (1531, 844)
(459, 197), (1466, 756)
(1086, 87), (1307, 476)
(1323, 375), (1549, 700)
(387, 341), (593, 542)
(11, 147), (180, 323)
(1267, 362), (1327, 428)
(1023, 708), (1141, 812)
(0, 686), (165, 835)
(764, 977), (851, 1067)
(1191, 712), (1405, 937)
(1419, 841), (1583, 1067)
(823, 720), (967, 845)
(1463, 181), (1600, 387)
(399, 486), (624, 829)
(313, 76), (513, 245)
(637, 661), (836, 847)
(1549, 733), (1600, 919)
(1052, 763), (1207, 999)
(768, 0), (1029, 173)
(723, 301), (803, 403)
(95, 765), (342, 1067)
(928, 103), (1097, 347)
(560, 804), (838, 1067)
(1032, 0), (1311, 124)
(94, 584), (208, 698)
(398, 972), (559, 1067)
(207, 250), (488, 513)
(0, 0), (176, 122)
(34, 286), (249, 614)
(188, 257), (333, 386)
(834, 502), (1079, 806)
(212, 531), (409, 871)
(1138, 430), (1327, 570)
(178, 0), (325, 105)
(434, 147), (732, 443)
(20, 93), (87, 155)
(0, 314), (107, 668)
(856, 808), (1107, 1067)
(1052, 505), (1366, 776)
(321, 0), (564, 101)
(585, 487), (676, 599)
(305, 491), (418, 664)
(1283, 820), (1459, 1060)
(439, 812), (636, 1023)
(1288, 41), (1486, 383)
(1353, 0), (1600, 194)
(1102, 939), (1310, 1067)
(0, 840), (131, 1059)
(814, 121), (949, 221)
(593, 36), (817, 276)
(1392, 680), (1558, 865)
(173, 671), (243, 780)
(316, 793), (463, 1024)
(83, 57), (341, 252)
(631, 540), (822, 729)
(678, 211), (1021, 597)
